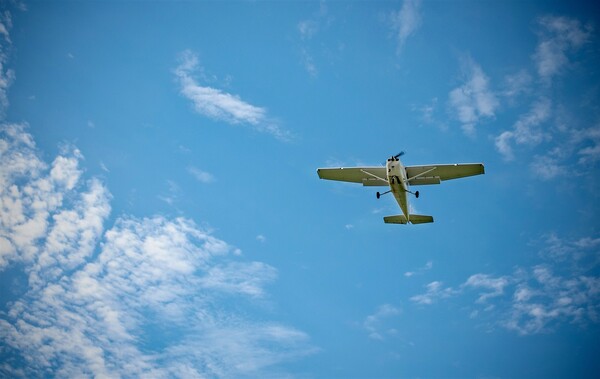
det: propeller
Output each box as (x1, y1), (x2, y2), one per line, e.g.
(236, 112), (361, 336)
(384, 151), (405, 165)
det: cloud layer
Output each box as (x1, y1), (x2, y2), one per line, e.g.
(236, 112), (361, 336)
(0, 124), (313, 377)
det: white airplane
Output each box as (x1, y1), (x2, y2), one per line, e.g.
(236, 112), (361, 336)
(317, 152), (485, 224)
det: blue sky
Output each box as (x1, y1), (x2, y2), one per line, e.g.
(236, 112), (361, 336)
(1, 0), (599, 377)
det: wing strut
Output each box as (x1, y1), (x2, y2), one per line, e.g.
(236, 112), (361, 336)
(360, 169), (388, 183)
(407, 166), (437, 183)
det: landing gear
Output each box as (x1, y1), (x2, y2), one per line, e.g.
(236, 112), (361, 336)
(377, 189), (419, 199)
(376, 190), (391, 199)
(406, 189), (420, 198)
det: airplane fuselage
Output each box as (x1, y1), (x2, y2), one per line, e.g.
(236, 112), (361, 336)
(386, 156), (409, 221)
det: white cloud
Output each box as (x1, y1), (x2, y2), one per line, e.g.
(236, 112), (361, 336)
(462, 274), (509, 303)
(505, 264), (600, 335)
(575, 124), (600, 165)
(389, 0), (422, 55)
(404, 260), (433, 278)
(158, 179), (180, 205)
(494, 98), (552, 161)
(540, 232), (600, 264)
(410, 233), (600, 335)
(0, 10), (15, 116)
(0, 124), (314, 377)
(579, 144), (600, 164)
(529, 153), (567, 180)
(187, 166), (215, 184)
(99, 161), (109, 172)
(174, 50), (290, 141)
(448, 58), (499, 135)
(410, 281), (457, 305)
(575, 237), (600, 249)
(494, 131), (515, 160)
(198, 261), (278, 298)
(512, 98), (552, 145)
(533, 16), (591, 82)
(363, 304), (401, 340)
(418, 98), (437, 123)
(296, 2), (328, 77)
(298, 19), (319, 40)
(413, 97), (449, 131)
(0, 10), (11, 43)
(0, 123), (101, 272)
(502, 70), (532, 100)
(300, 47), (318, 78)
(298, 1), (327, 40)
(492, 15), (597, 178)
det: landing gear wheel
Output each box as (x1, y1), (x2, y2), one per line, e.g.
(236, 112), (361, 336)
(376, 192), (381, 199)
(415, 191), (420, 198)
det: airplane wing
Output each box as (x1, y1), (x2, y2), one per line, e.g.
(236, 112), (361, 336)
(317, 167), (388, 186)
(406, 163), (484, 185)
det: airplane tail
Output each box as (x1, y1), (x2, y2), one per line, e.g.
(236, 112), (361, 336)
(384, 214), (434, 224)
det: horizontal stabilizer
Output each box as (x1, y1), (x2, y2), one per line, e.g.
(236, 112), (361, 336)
(384, 214), (434, 225)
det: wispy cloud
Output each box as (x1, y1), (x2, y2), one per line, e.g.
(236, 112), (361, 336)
(363, 304), (401, 340)
(505, 264), (600, 335)
(412, 97), (449, 131)
(174, 50), (290, 141)
(0, 124), (314, 377)
(158, 179), (180, 205)
(488, 14), (599, 181)
(574, 124), (600, 165)
(448, 57), (499, 135)
(495, 98), (551, 161)
(404, 260), (432, 278)
(298, 20), (318, 40)
(410, 281), (457, 305)
(410, 233), (600, 335)
(463, 274), (510, 304)
(501, 70), (532, 101)
(533, 15), (592, 83)
(0, 10), (15, 116)
(187, 166), (215, 184)
(389, 0), (422, 55)
(529, 151), (567, 180)
(296, 2), (329, 77)
(299, 47), (318, 78)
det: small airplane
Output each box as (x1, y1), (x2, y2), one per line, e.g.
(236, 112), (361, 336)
(317, 152), (484, 224)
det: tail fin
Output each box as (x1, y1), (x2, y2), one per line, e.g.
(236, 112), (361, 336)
(384, 214), (434, 224)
